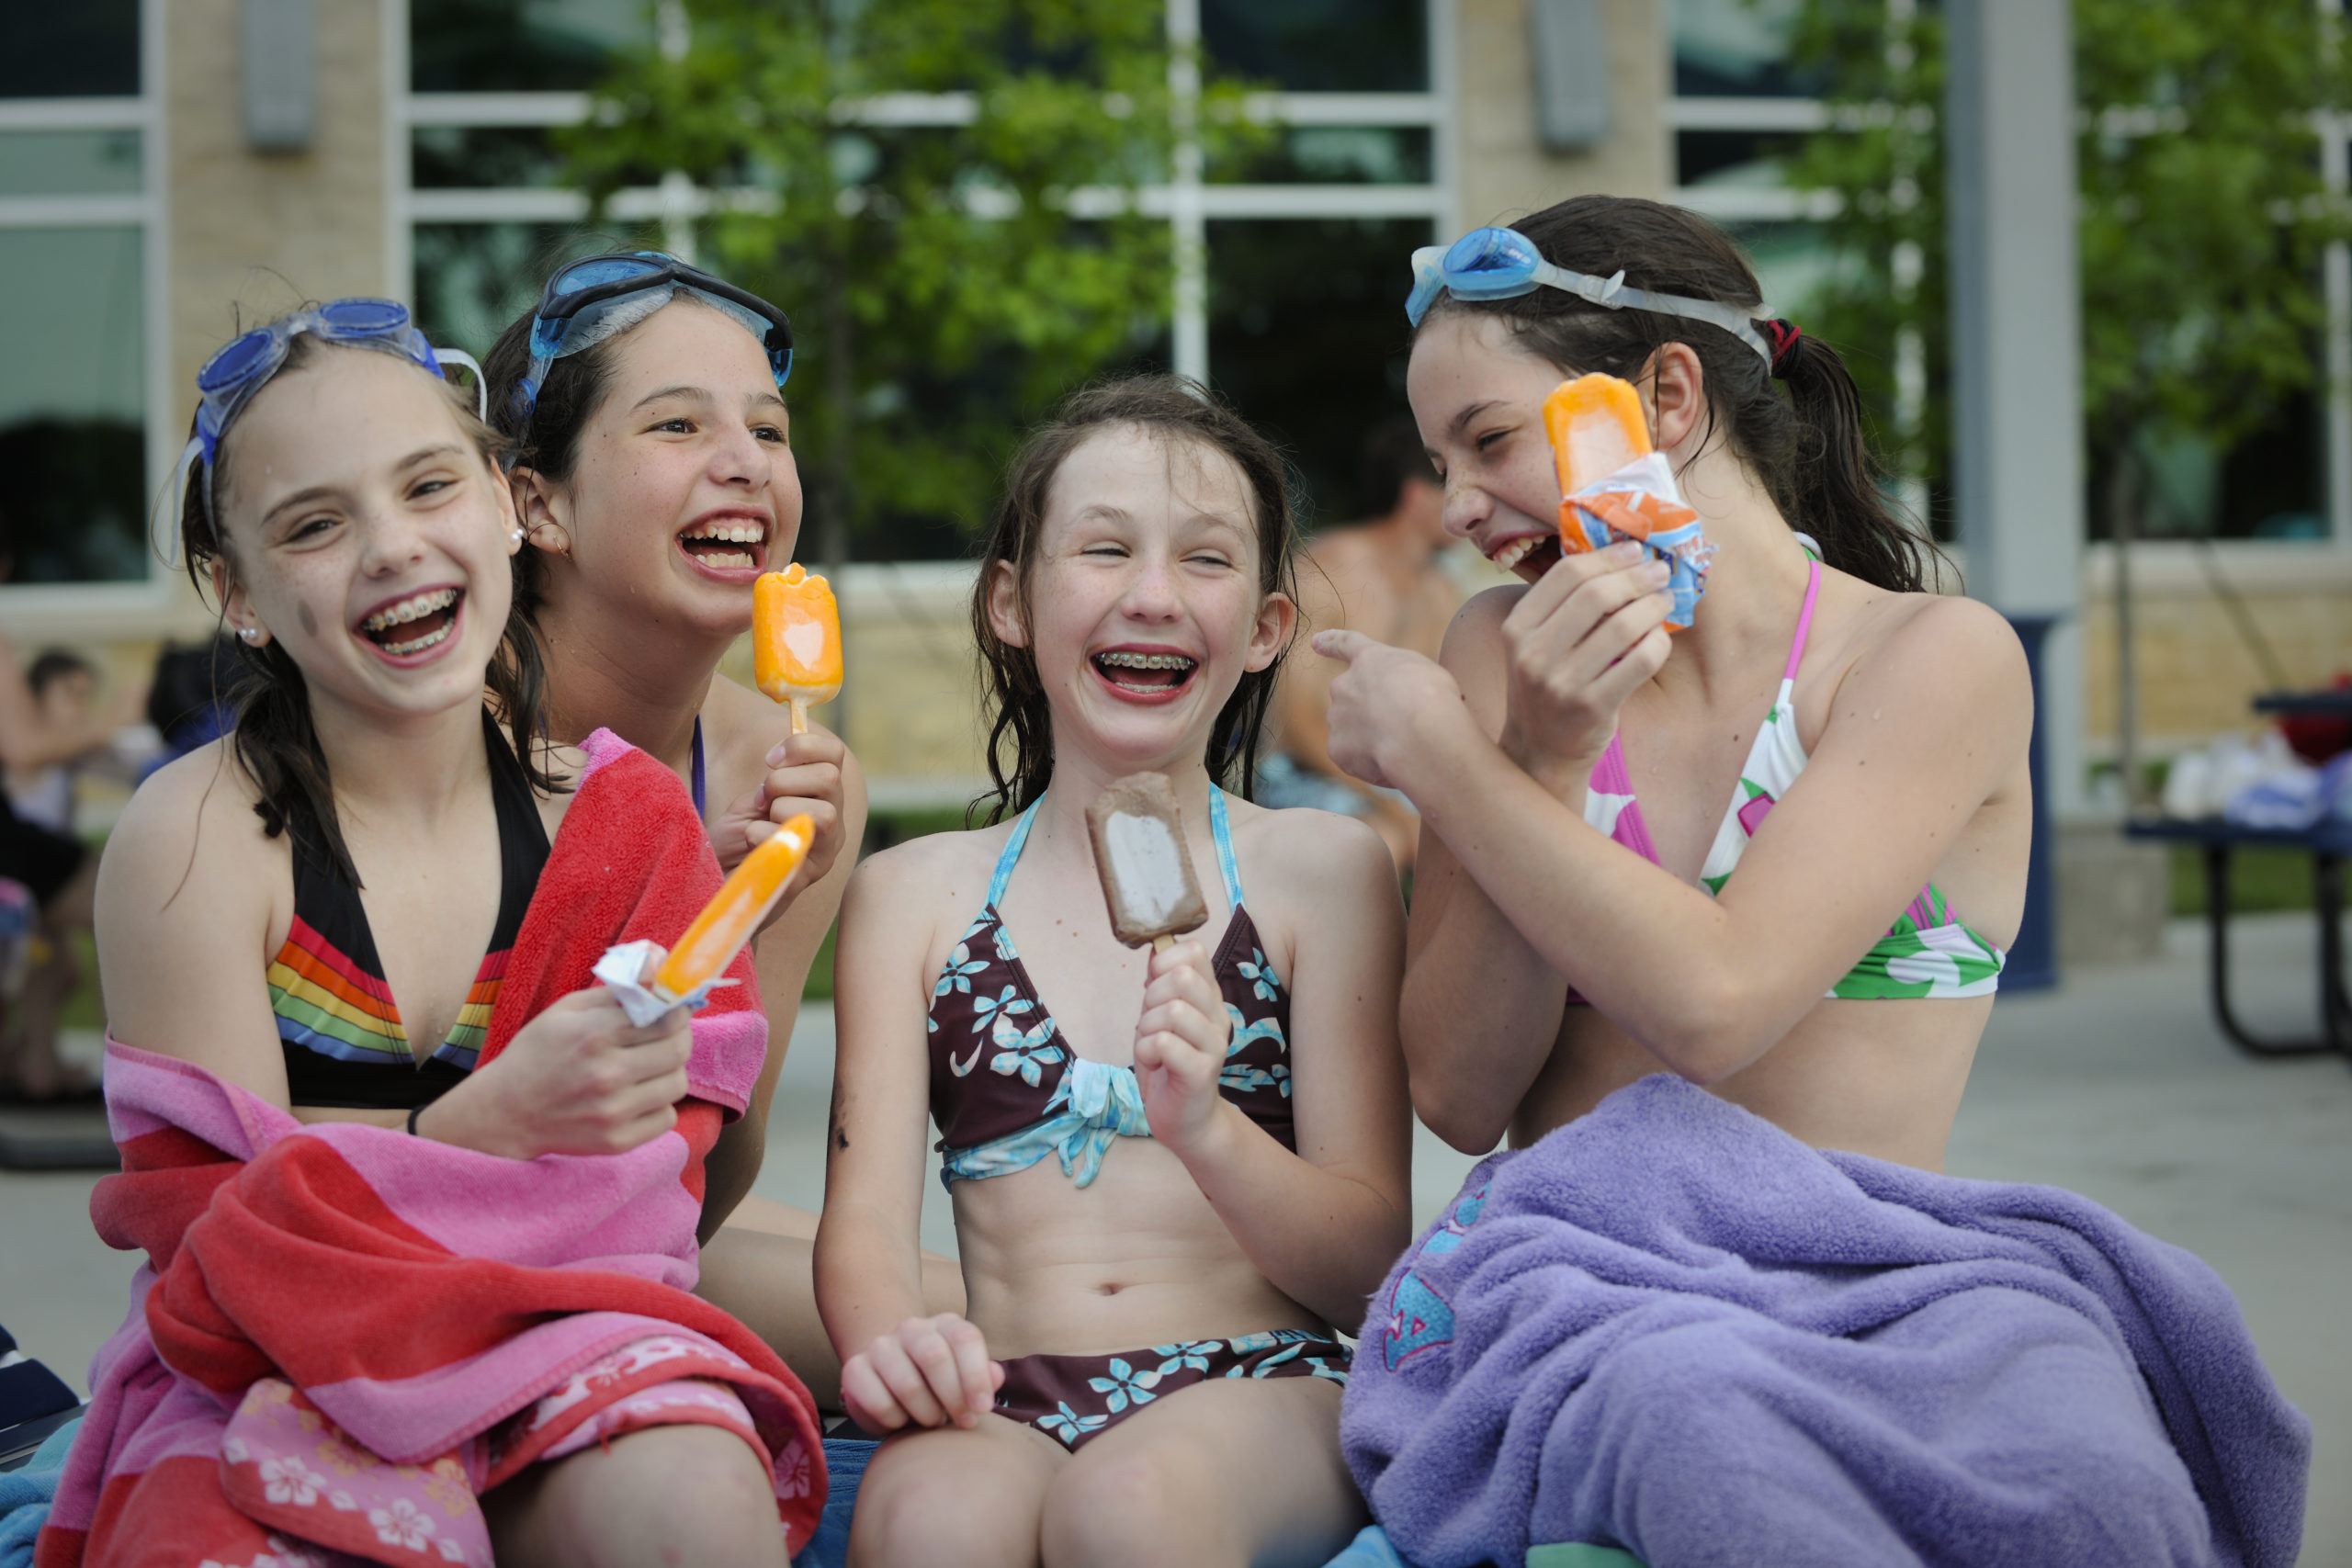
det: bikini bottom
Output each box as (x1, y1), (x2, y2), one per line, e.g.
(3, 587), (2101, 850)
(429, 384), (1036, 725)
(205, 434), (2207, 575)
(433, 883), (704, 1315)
(995, 1328), (1349, 1450)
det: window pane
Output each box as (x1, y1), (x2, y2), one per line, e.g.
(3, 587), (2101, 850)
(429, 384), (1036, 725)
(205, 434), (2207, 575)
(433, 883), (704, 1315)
(1672, 0), (1823, 98)
(1204, 0), (1427, 93)
(1207, 217), (1429, 525)
(412, 0), (648, 94)
(1676, 129), (1802, 189)
(0, 130), (141, 196)
(0, 3), (139, 99)
(413, 126), (567, 189)
(0, 228), (145, 583)
(414, 221), (660, 357)
(1212, 126), (1431, 185)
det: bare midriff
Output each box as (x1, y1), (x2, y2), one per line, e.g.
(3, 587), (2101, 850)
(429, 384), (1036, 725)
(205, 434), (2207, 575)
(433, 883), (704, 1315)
(950, 1136), (1326, 1361)
(1512, 996), (1993, 1173)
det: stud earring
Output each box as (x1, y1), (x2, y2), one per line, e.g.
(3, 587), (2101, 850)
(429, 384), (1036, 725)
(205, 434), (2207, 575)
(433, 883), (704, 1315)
(510, 527), (526, 547)
(237, 626), (263, 645)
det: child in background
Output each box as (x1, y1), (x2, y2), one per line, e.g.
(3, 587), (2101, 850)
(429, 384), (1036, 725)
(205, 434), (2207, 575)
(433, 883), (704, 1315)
(817, 376), (1410, 1568)
(7, 649), (96, 834)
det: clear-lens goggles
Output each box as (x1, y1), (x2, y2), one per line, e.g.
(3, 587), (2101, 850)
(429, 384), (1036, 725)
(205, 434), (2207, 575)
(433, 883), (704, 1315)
(161, 299), (485, 566)
(514, 252), (794, 423)
(1406, 226), (1772, 366)
(194, 298), (481, 464)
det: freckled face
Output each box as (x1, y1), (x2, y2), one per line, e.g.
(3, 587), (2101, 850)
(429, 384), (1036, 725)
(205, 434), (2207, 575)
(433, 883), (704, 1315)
(541, 301), (802, 638)
(1407, 310), (1579, 582)
(989, 426), (1290, 771)
(215, 348), (518, 725)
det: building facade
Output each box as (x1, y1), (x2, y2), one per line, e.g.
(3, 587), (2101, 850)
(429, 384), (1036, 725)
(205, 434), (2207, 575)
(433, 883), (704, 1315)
(4, 0), (2348, 850)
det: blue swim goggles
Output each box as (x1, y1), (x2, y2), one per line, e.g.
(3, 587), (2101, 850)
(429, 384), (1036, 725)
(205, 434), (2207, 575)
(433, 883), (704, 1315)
(163, 298), (485, 561)
(513, 251), (793, 423)
(1406, 227), (1773, 366)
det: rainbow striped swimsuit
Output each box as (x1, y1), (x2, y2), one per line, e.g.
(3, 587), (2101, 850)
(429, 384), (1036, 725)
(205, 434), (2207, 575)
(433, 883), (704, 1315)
(268, 714), (550, 1109)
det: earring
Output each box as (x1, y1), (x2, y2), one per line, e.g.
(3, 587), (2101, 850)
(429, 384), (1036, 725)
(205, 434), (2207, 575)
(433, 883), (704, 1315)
(510, 527), (526, 547)
(237, 626), (262, 645)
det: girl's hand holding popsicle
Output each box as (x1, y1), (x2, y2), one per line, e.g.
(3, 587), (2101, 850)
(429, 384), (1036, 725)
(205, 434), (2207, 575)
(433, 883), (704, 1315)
(1133, 937), (1236, 1159)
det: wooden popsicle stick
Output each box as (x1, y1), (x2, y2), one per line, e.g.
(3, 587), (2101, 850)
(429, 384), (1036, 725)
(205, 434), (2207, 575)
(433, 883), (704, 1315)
(1152, 934), (1173, 952)
(789, 697), (808, 735)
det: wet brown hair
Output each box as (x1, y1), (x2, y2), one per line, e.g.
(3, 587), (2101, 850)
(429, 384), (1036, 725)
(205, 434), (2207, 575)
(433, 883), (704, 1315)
(969, 375), (1300, 825)
(178, 330), (563, 886)
(1425, 195), (1944, 593)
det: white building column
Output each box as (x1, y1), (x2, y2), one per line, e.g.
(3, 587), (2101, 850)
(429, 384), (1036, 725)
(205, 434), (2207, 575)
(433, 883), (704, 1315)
(1944, 0), (2086, 984)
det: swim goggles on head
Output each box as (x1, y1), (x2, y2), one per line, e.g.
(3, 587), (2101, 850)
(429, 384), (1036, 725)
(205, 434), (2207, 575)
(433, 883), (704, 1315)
(512, 251), (794, 423)
(1406, 226), (1773, 366)
(161, 298), (486, 562)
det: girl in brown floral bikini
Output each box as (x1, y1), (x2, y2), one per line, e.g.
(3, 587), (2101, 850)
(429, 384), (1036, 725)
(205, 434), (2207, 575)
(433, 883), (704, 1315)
(816, 377), (1413, 1568)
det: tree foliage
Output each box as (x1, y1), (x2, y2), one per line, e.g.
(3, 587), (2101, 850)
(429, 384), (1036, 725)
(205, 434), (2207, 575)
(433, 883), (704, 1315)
(565, 1), (1257, 561)
(1786, 0), (2352, 533)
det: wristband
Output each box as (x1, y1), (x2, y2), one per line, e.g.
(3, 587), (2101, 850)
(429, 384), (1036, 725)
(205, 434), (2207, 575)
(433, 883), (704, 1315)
(406, 1102), (426, 1136)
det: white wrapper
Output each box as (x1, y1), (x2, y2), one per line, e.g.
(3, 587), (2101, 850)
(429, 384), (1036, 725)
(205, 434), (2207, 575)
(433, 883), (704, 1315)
(592, 938), (736, 1027)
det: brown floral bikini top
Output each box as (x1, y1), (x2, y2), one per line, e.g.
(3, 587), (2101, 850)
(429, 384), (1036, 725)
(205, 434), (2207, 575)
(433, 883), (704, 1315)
(925, 789), (1295, 1188)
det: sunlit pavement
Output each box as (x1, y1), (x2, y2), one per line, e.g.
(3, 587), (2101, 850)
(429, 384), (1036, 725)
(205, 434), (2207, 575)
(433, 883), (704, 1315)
(6, 918), (2347, 1562)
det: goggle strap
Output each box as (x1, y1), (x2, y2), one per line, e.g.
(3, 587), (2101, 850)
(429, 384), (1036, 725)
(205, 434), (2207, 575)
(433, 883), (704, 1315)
(435, 348), (489, 422)
(153, 438), (201, 570)
(1532, 261), (1773, 365)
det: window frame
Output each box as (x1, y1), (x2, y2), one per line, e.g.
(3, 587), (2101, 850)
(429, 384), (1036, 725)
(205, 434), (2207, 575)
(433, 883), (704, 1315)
(0, 0), (179, 632)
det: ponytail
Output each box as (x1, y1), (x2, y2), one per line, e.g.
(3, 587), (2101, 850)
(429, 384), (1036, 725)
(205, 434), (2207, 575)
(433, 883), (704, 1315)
(1420, 196), (1945, 594)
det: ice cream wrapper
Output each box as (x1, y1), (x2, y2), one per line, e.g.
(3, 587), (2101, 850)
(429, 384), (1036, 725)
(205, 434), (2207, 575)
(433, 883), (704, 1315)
(1559, 450), (1715, 631)
(594, 937), (738, 1027)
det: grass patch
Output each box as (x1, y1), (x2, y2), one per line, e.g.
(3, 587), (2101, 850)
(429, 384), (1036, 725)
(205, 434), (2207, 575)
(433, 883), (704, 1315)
(2169, 846), (2323, 917)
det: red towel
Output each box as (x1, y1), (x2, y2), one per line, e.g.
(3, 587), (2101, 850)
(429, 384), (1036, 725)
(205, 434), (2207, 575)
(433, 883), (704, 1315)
(40, 730), (822, 1567)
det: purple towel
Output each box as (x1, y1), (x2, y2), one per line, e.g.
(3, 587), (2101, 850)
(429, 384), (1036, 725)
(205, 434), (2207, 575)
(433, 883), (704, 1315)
(1343, 1077), (2309, 1568)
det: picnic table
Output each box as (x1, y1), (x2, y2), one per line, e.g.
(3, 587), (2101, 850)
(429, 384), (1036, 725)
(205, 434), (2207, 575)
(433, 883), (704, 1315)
(2124, 688), (2352, 1061)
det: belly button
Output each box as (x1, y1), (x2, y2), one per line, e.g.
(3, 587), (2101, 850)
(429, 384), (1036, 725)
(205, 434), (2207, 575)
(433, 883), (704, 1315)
(1097, 1281), (1124, 1297)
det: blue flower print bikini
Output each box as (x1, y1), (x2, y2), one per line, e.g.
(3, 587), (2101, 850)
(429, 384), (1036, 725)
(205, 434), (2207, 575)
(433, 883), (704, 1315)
(923, 788), (1348, 1448)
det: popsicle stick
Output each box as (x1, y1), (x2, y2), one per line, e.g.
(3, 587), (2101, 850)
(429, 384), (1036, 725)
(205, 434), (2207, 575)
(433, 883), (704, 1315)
(1152, 934), (1173, 953)
(789, 697), (808, 735)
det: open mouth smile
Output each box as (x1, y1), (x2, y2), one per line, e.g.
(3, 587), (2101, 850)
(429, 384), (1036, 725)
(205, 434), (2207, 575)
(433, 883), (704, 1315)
(357, 586), (462, 660)
(677, 518), (768, 575)
(1489, 533), (1563, 581)
(1091, 649), (1200, 703)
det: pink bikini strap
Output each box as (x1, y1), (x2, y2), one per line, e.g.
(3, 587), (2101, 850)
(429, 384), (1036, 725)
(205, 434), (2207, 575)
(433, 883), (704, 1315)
(1783, 558), (1823, 683)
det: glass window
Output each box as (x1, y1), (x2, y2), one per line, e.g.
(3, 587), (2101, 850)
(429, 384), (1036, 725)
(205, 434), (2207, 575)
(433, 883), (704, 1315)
(412, 0), (648, 94)
(1205, 218), (1429, 526)
(413, 126), (568, 190)
(0, 130), (141, 197)
(1676, 129), (1804, 189)
(0, 3), (139, 99)
(1671, 0), (1822, 99)
(414, 221), (660, 357)
(1203, 0), (1427, 94)
(0, 227), (146, 582)
(1212, 126), (1432, 185)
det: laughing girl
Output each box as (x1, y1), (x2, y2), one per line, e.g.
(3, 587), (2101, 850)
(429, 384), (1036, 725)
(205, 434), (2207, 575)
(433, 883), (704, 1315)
(91, 303), (803, 1564)
(817, 378), (1411, 1567)
(1318, 196), (2032, 1168)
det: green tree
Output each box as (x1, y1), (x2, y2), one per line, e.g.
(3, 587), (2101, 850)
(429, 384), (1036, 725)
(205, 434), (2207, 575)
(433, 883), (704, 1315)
(566, 1), (1257, 567)
(1788, 0), (2352, 802)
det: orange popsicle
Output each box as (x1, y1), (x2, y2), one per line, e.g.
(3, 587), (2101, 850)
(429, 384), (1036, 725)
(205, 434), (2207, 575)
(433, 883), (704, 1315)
(1543, 375), (1652, 553)
(653, 813), (815, 998)
(752, 564), (842, 735)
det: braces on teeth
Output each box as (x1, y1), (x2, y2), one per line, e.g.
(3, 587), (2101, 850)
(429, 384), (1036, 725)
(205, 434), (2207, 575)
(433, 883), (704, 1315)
(361, 587), (458, 633)
(1098, 652), (1196, 671)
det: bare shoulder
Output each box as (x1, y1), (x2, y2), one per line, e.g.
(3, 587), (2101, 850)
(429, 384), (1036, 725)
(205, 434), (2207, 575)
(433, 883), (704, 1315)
(1441, 583), (1525, 658)
(1227, 797), (1395, 908)
(97, 739), (281, 927)
(1839, 587), (2030, 709)
(845, 820), (1006, 921)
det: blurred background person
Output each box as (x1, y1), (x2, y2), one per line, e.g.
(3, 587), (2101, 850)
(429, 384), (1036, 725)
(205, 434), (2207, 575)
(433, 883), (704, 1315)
(0, 632), (144, 1100)
(6, 650), (99, 835)
(1262, 416), (1462, 874)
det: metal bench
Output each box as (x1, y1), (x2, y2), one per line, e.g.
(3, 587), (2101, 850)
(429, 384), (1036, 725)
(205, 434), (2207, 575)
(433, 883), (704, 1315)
(2122, 816), (2350, 1059)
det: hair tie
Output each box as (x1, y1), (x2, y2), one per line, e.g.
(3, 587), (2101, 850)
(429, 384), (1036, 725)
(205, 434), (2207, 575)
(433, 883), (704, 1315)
(1765, 319), (1803, 378)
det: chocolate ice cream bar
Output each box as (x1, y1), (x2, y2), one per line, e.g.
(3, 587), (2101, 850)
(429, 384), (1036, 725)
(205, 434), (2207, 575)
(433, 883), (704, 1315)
(1085, 773), (1210, 950)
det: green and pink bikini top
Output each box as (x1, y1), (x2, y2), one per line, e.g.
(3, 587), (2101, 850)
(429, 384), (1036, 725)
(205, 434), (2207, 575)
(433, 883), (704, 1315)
(1573, 556), (2006, 1004)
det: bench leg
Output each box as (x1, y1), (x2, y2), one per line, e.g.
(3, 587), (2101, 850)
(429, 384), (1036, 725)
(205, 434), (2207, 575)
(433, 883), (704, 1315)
(2205, 844), (2337, 1057)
